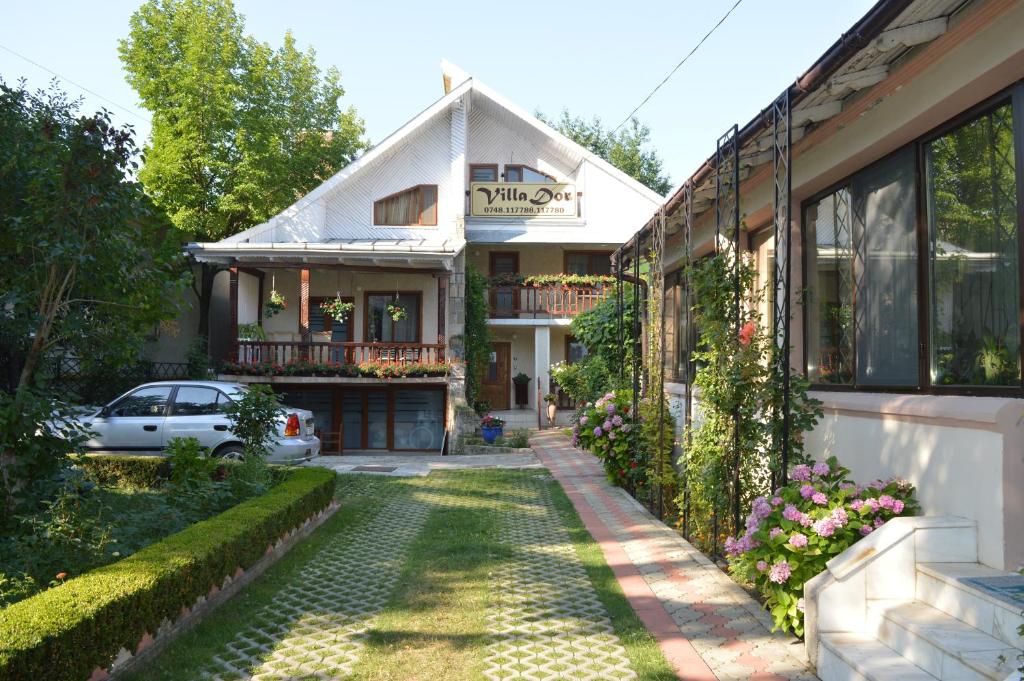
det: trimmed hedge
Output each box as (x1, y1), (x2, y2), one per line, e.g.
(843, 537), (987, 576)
(73, 454), (171, 488)
(0, 467), (336, 681)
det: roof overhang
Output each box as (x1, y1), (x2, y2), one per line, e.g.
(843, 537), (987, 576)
(186, 239), (465, 270)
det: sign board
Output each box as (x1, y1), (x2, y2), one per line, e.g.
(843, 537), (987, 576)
(470, 182), (577, 218)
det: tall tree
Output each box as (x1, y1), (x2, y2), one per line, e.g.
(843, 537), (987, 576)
(538, 110), (671, 196)
(120, 0), (368, 337)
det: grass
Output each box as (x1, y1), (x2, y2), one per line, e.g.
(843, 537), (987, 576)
(127, 470), (677, 681)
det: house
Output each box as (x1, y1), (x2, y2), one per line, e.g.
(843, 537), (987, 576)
(169, 61), (662, 453)
(620, 0), (1024, 677)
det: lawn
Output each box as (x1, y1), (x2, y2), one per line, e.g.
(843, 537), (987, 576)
(127, 469), (677, 681)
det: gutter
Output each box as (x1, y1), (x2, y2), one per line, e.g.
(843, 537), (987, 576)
(617, 0), (917, 257)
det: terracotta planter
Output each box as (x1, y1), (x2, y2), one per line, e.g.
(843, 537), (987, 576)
(546, 403), (557, 426)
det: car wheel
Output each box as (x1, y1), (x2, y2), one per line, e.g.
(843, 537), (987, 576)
(217, 444), (245, 461)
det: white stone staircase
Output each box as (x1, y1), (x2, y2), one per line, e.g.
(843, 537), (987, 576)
(805, 517), (1023, 681)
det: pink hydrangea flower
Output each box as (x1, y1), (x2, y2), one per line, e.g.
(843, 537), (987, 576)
(878, 495), (895, 510)
(611, 415), (623, 427)
(791, 465), (811, 482)
(800, 485), (816, 499)
(800, 513), (813, 528)
(608, 431), (616, 440)
(811, 492), (827, 505)
(797, 597), (806, 613)
(860, 525), (873, 536)
(756, 560), (768, 572)
(593, 426), (602, 437)
(782, 504), (802, 522)
(830, 507), (848, 527)
(770, 527), (783, 539)
(850, 499), (865, 512)
(812, 462), (830, 477)
(813, 517), (836, 538)
(606, 403), (616, 414)
(771, 496), (784, 507)
(768, 560), (792, 584)
(874, 517), (885, 528)
(751, 497), (772, 520)
(788, 532), (808, 548)
(580, 416), (589, 426)
(602, 420), (613, 432)
(892, 499), (905, 514)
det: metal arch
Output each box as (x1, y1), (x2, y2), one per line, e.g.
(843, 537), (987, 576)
(654, 207), (668, 519)
(615, 250), (625, 385)
(680, 181), (694, 539)
(771, 89), (793, 487)
(716, 124), (742, 538)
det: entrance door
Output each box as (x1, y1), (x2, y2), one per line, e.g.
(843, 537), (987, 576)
(489, 252), (519, 316)
(479, 342), (511, 410)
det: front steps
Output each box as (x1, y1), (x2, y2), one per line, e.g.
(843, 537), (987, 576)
(807, 517), (1023, 681)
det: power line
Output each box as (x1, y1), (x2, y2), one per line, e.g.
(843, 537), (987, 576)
(612, 0), (745, 133)
(0, 42), (150, 124)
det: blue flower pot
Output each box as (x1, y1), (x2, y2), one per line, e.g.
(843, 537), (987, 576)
(481, 425), (503, 443)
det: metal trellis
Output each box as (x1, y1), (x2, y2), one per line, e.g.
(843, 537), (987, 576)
(771, 89), (793, 487)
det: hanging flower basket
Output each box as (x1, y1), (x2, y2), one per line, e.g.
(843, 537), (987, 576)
(320, 297), (354, 321)
(264, 290), (287, 318)
(386, 302), (407, 322)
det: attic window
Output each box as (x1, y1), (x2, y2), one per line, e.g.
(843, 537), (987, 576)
(505, 165), (555, 183)
(373, 185), (438, 226)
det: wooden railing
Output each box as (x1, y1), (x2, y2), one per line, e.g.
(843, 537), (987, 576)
(488, 285), (610, 317)
(232, 340), (446, 366)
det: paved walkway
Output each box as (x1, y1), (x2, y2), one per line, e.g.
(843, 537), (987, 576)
(306, 452), (542, 477)
(530, 431), (818, 681)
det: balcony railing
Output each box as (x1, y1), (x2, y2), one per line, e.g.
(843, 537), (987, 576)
(232, 340), (446, 366)
(488, 284), (610, 318)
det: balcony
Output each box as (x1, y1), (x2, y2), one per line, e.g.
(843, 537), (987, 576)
(487, 283), (610, 318)
(226, 340), (447, 377)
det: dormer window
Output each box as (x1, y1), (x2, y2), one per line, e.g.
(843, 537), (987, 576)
(470, 164), (498, 182)
(505, 165), (555, 183)
(373, 185), (438, 226)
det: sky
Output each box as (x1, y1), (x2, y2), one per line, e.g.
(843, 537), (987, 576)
(1, 0), (875, 192)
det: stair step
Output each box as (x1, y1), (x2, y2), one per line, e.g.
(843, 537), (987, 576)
(868, 601), (1019, 681)
(819, 633), (936, 681)
(917, 562), (1024, 649)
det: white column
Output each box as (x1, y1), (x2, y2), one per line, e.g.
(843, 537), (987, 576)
(533, 325), (551, 411)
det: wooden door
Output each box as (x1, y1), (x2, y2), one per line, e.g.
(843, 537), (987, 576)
(478, 342), (511, 410)
(489, 252), (519, 316)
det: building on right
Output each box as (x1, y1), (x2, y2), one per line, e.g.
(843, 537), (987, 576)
(625, 0), (1024, 573)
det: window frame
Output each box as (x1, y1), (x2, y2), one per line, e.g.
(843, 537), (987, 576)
(563, 250), (613, 276)
(169, 386), (227, 417)
(469, 164), (499, 182)
(362, 291), (424, 343)
(504, 164), (556, 183)
(309, 295), (355, 338)
(800, 81), (1024, 396)
(372, 185), (439, 227)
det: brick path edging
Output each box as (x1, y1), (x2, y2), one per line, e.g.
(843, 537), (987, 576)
(532, 437), (716, 681)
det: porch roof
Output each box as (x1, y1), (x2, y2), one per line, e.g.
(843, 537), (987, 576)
(186, 236), (465, 270)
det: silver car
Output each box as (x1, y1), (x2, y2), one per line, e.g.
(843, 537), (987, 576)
(76, 381), (320, 462)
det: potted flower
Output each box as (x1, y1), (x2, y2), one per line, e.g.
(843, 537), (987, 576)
(386, 301), (407, 321)
(544, 393), (558, 426)
(264, 290), (287, 318)
(512, 372), (531, 408)
(320, 297), (354, 321)
(480, 414), (505, 443)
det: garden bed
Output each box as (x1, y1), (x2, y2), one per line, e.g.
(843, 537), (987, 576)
(0, 461), (335, 681)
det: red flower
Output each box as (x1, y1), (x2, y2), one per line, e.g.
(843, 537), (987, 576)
(739, 321), (756, 346)
(629, 461), (638, 469)
(55, 572), (67, 581)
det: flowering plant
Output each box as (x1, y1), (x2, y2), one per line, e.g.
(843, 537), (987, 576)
(264, 290), (287, 318)
(571, 391), (642, 486)
(727, 457), (919, 636)
(386, 302), (407, 321)
(479, 414), (504, 429)
(319, 297), (354, 321)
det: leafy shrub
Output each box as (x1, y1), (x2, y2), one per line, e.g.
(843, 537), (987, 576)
(726, 457), (919, 636)
(503, 430), (531, 449)
(550, 355), (615, 405)
(217, 360), (450, 378)
(74, 454), (170, 488)
(166, 437), (216, 487)
(186, 336), (214, 380)
(463, 263), (492, 405)
(223, 385), (281, 460)
(571, 391), (642, 487)
(0, 467), (336, 681)
(570, 284), (637, 386)
(225, 457), (273, 499)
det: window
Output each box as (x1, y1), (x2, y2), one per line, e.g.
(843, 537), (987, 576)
(565, 251), (612, 275)
(393, 389), (444, 450)
(926, 101), (1020, 386)
(470, 164), (498, 182)
(373, 185), (438, 226)
(172, 387), (222, 416)
(365, 293), (421, 342)
(505, 164), (555, 183)
(805, 148), (919, 387)
(310, 296), (353, 342)
(109, 386), (172, 417)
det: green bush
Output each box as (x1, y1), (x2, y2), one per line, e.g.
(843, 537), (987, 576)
(74, 454), (170, 489)
(165, 437), (216, 487)
(0, 467), (336, 681)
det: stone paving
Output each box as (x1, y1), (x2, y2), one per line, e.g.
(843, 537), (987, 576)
(482, 473), (637, 681)
(198, 476), (431, 680)
(306, 452), (542, 477)
(531, 431), (819, 681)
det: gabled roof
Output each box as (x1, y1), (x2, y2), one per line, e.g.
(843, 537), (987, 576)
(223, 62), (664, 245)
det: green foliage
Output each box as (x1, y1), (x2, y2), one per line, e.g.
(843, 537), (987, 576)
(0, 82), (186, 394)
(0, 389), (88, 524)
(570, 284), (637, 388)
(74, 455), (170, 489)
(0, 467), (336, 681)
(218, 360), (449, 379)
(639, 395), (676, 504)
(538, 110), (671, 195)
(550, 355), (615, 405)
(166, 437), (216, 487)
(487, 273), (617, 287)
(679, 252), (822, 553)
(222, 385), (281, 460)
(463, 264), (492, 405)
(726, 458), (919, 635)
(186, 336), (215, 380)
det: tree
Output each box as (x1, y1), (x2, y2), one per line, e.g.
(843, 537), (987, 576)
(538, 110), (671, 196)
(0, 81), (185, 517)
(120, 0), (368, 337)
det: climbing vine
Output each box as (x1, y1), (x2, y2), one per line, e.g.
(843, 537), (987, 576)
(463, 264), (492, 407)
